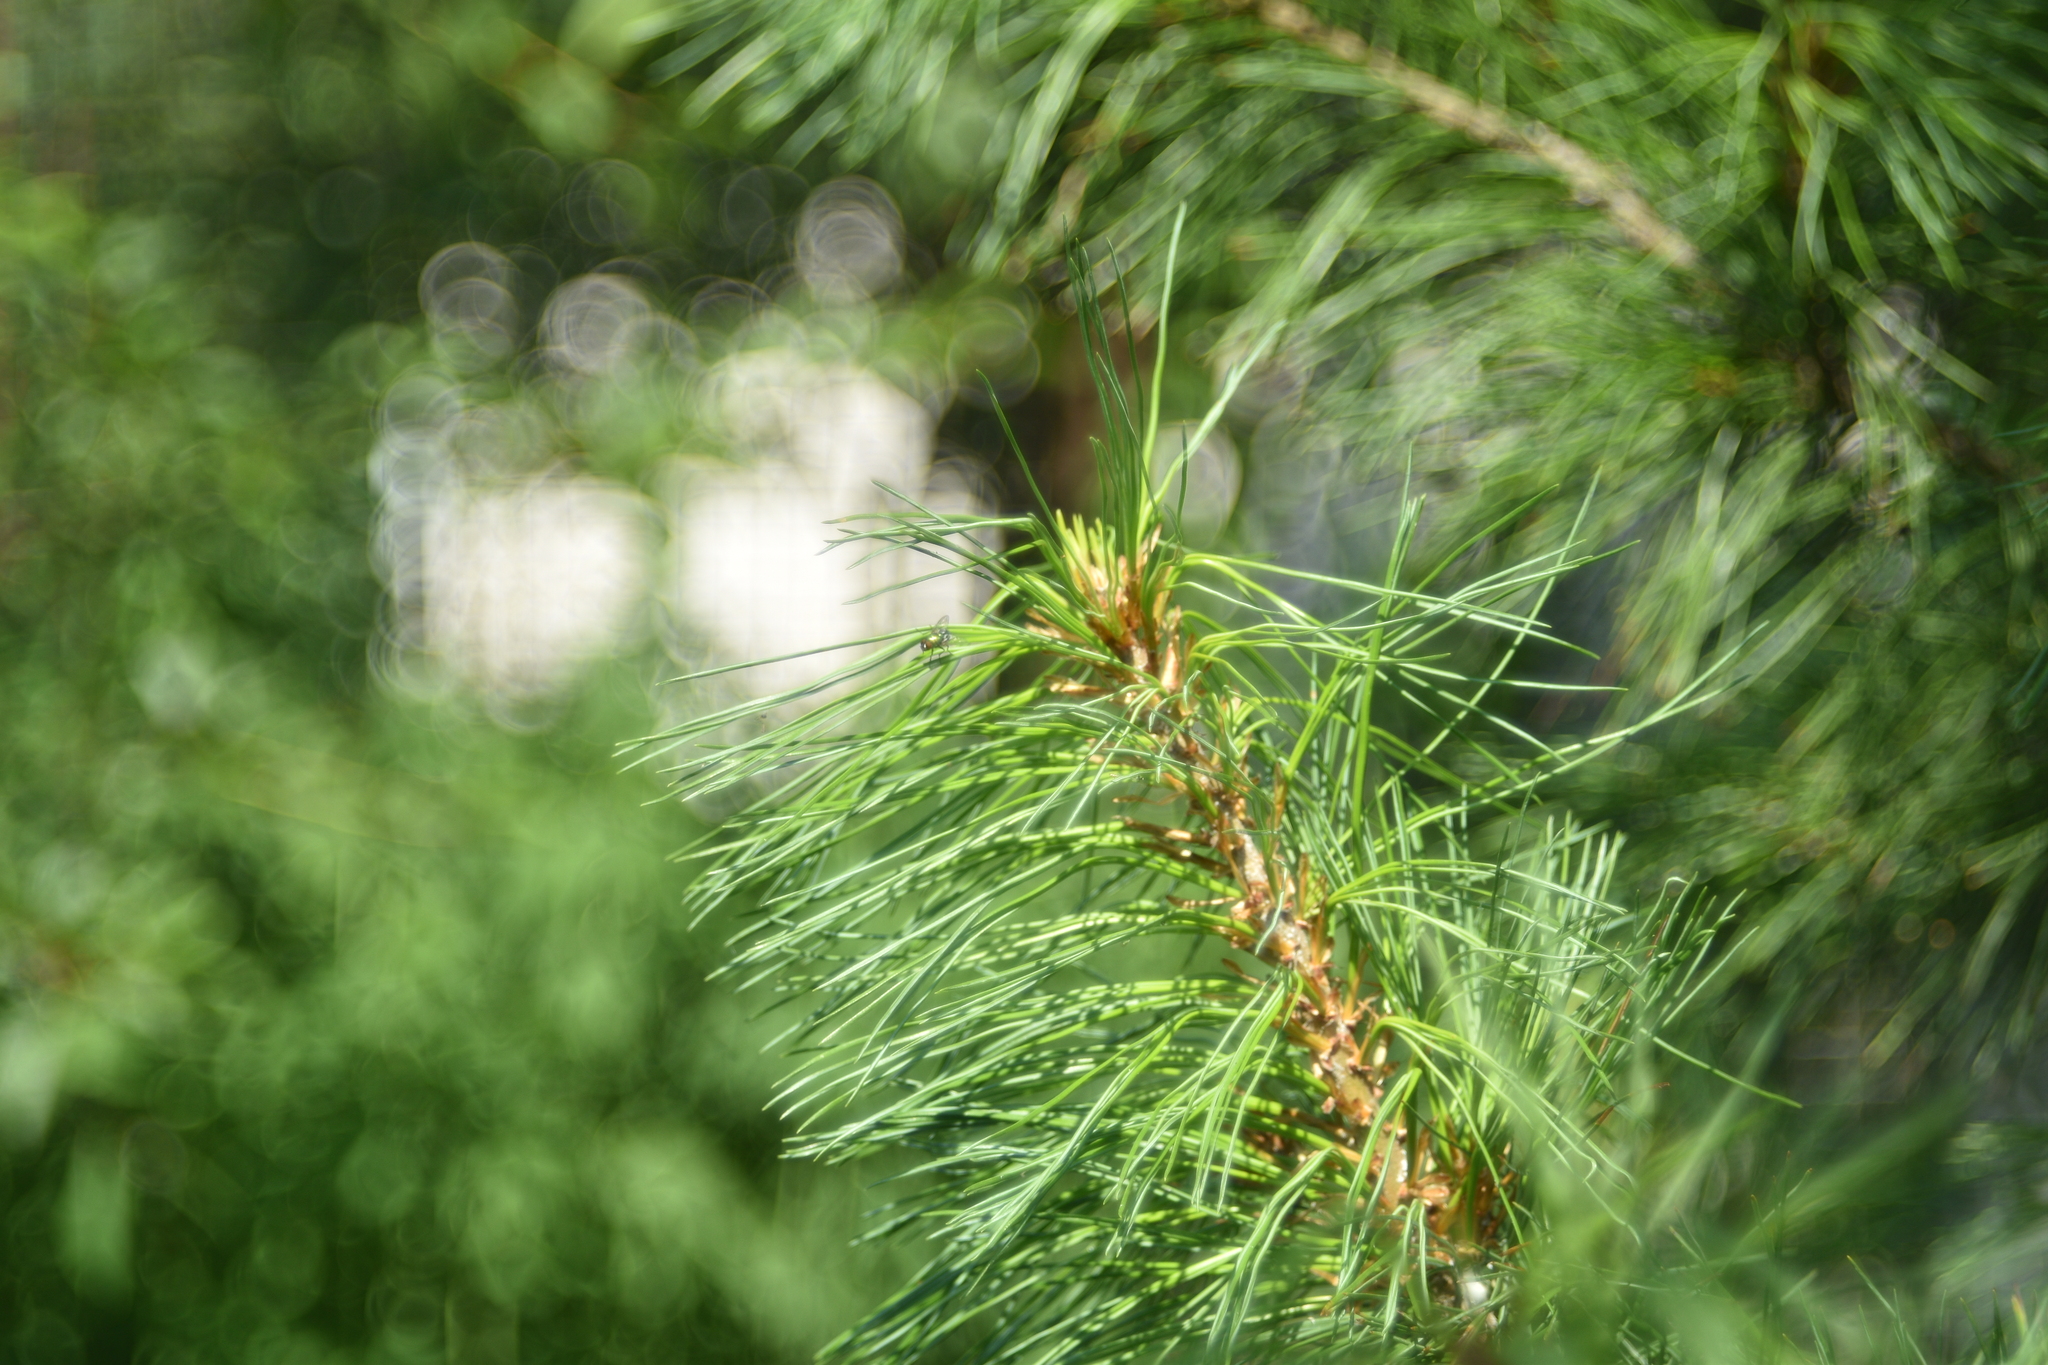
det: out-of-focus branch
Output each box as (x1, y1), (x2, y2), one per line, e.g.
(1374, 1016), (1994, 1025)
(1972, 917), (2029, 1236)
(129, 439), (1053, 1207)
(1249, 0), (1703, 272)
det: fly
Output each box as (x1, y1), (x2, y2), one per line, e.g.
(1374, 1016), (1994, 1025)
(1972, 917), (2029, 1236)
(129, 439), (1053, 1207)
(918, 616), (952, 663)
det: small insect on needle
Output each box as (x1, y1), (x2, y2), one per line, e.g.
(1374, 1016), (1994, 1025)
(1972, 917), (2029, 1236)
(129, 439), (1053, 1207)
(918, 615), (952, 666)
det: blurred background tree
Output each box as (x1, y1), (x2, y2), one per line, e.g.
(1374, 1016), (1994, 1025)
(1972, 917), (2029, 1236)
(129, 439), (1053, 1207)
(0, 3), (933, 1363)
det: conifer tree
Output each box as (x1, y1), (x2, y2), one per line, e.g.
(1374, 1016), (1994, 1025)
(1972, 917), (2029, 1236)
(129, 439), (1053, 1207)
(638, 1), (2048, 1357)
(644, 0), (2048, 1052)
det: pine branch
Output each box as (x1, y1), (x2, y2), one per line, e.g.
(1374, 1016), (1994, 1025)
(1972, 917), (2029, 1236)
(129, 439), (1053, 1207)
(1239, 0), (1702, 271)
(1033, 515), (1493, 1230)
(646, 241), (1744, 1359)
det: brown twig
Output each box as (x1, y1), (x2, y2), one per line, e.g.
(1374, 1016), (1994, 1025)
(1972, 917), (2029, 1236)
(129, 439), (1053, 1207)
(1014, 2), (1702, 288)
(1243, 0), (1702, 272)
(1038, 521), (1505, 1279)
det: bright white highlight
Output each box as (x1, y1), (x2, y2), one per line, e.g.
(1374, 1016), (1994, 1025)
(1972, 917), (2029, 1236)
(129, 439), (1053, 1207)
(417, 477), (655, 705)
(666, 352), (989, 700)
(420, 243), (521, 370)
(796, 177), (904, 302)
(375, 191), (992, 730)
(543, 274), (656, 376)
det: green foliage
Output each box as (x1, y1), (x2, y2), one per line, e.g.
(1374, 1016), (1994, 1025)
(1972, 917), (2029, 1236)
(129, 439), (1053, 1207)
(643, 0), (2048, 1071)
(617, 0), (2048, 1355)
(647, 258), (1755, 1360)
(14, 0), (2048, 1360)
(0, 4), (904, 1362)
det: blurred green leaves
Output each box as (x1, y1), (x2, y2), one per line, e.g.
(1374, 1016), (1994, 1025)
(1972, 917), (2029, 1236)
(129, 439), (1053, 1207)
(0, 4), (908, 1363)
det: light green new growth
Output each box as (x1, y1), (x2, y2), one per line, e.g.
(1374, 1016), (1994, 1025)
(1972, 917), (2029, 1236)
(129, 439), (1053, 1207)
(642, 242), (1740, 1361)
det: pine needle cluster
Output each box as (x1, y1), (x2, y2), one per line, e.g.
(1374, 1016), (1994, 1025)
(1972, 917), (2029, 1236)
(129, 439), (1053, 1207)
(644, 239), (1738, 1361)
(643, 0), (2048, 1080)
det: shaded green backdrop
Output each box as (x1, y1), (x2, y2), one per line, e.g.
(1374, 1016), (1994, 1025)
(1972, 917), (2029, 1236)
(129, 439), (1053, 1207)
(0, 3), (933, 1362)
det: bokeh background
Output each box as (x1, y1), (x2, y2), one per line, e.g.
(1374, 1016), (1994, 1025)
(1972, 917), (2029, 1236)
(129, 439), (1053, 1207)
(0, 3), (1031, 1361)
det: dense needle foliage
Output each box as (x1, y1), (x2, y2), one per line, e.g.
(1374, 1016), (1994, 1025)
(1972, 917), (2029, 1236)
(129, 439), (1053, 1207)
(648, 249), (1756, 1360)
(628, 0), (2048, 1357)
(644, 0), (2048, 1064)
